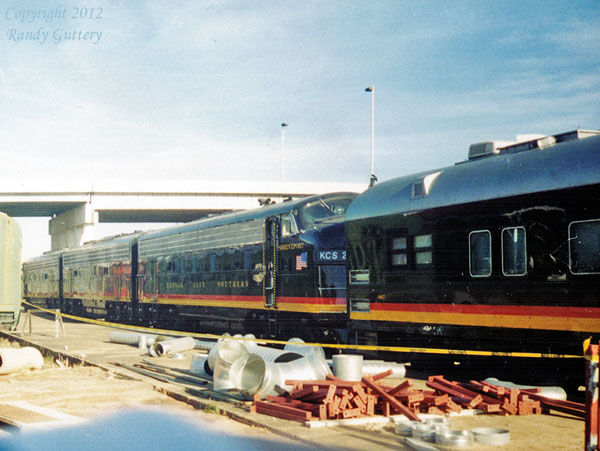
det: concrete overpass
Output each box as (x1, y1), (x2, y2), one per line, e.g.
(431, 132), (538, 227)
(0, 180), (366, 250)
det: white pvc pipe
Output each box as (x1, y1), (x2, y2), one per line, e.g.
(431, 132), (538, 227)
(0, 347), (44, 374)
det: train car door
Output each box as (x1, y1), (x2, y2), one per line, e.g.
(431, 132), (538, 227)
(263, 216), (279, 336)
(130, 243), (140, 321)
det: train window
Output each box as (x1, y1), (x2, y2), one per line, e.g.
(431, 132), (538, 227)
(281, 216), (292, 237)
(469, 230), (492, 277)
(502, 227), (527, 276)
(392, 253), (408, 266)
(349, 269), (370, 284)
(569, 219), (600, 274)
(412, 182), (425, 198)
(414, 234), (433, 266)
(210, 254), (217, 272)
(390, 237), (408, 267)
(296, 195), (354, 230)
(392, 237), (407, 250)
(318, 265), (347, 297)
(412, 171), (442, 199)
(414, 234), (432, 248)
(416, 251), (433, 265)
(168, 258), (182, 273)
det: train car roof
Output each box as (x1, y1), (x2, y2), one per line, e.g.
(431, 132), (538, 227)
(22, 250), (62, 266)
(346, 132), (600, 222)
(139, 192), (357, 242)
(64, 232), (142, 252)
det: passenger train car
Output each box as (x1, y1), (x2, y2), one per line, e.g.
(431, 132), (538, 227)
(0, 213), (22, 330)
(22, 192), (356, 342)
(61, 233), (141, 320)
(345, 130), (600, 357)
(21, 250), (61, 309)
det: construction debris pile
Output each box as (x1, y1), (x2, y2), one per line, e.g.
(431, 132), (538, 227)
(108, 331), (587, 430)
(250, 373), (585, 423)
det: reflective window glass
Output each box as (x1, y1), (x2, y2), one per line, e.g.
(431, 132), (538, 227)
(470, 230), (491, 277)
(392, 253), (408, 266)
(392, 237), (407, 251)
(416, 251), (432, 265)
(414, 234), (432, 248)
(502, 227), (527, 276)
(570, 220), (600, 274)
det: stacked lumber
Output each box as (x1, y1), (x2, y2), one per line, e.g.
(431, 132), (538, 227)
(249, 372), (585, 423)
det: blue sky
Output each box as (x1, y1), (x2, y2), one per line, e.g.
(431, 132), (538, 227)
(1, 0), (599, 257)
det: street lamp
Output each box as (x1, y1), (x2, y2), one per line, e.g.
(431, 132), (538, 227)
(281, 122), (288, 181)
(365, 86), (376, 186)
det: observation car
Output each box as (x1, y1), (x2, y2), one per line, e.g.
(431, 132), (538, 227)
(346, 130), (600, 357)
(0, 213), (22, 329)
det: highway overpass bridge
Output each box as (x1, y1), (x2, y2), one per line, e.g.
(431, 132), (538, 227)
(0, 180), (366, 251)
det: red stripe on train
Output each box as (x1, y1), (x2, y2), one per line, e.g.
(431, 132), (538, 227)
(370, 302), (600, 318)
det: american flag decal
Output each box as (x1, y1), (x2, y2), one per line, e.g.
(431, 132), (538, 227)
(296, 252), (307, 270)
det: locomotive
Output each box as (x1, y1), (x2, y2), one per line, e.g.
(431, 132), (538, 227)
(22, 192), (357, 343)
(346, 129), (600, 357)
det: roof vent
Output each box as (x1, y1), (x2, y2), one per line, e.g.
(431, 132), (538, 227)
(468, 141), (514, 160)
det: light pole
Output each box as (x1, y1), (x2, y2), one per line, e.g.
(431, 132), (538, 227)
(281, 122), (288, 181)
(365, 85), (376, 186)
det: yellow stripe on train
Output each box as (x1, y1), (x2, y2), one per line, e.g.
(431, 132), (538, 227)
(140, 297), (346, 314)
(350, 311), (600, 333)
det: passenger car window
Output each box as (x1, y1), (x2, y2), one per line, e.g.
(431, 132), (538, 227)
(469, 230), (491, 277)
(390, 236), (408, 267)
(502, 227), (527, 276)
(569, 219), (600, 274)
(414, 234), (432, 266)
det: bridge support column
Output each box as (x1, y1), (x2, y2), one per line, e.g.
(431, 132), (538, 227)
(49, 203), (98, 250)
